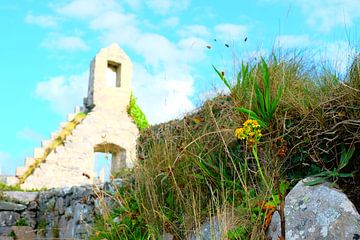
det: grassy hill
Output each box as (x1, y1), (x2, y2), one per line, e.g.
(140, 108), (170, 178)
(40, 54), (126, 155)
(93, 53), (360, 239)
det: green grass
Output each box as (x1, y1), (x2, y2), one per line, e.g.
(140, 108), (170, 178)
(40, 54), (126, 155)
(93, 53), (360, 239)
(0, 182), (22, 192)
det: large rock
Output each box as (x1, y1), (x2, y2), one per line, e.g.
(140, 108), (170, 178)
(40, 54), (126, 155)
(267, 177), (360, 240)
(3, 192), (38, 205)
(0, 201), (26, 211)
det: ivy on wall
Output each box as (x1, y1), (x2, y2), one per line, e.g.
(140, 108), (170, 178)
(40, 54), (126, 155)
(127, 93), (149, 131)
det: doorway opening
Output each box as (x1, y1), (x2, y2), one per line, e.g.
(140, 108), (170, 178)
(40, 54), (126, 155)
(94, 143), (126, 182)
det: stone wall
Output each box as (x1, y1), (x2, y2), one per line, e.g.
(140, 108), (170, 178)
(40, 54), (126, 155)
(0, 181), (121, 240)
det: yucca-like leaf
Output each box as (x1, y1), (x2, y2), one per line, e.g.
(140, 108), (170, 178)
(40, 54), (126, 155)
(235, 107), (258, 118)
(236, 71), (241, 88)
(269, 84), (283, 116)
(236, 107), (267, 128)
(261, 58), (271, 113)
(213, 65), (231, 91)
(304, 177), (328, 186)
(254, 83), (266, 118)
(339, 145), (355, 170)
(337, 173), (354, 178)
(312, 171), (332, 177)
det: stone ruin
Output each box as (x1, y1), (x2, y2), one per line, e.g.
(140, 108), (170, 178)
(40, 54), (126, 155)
(4, 44), (139, 190)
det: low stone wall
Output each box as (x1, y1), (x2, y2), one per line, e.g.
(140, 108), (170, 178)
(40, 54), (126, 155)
(0, 180), (121, 240)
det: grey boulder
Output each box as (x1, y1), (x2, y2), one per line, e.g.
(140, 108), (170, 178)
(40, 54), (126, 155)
(267, 177), (360, 240)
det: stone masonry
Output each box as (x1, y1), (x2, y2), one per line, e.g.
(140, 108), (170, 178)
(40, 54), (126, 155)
(9, 44), (138, 190)
(0, 180), (123, 240)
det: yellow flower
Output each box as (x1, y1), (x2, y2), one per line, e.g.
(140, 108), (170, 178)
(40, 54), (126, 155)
(235, 128), (246, 140)
(252, 121), (260, 128)
(243, 119), (253, 126)
(235, 119), (263, 145)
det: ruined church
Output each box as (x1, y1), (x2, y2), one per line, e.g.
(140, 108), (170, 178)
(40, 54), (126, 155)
(7, 44), (139, 190)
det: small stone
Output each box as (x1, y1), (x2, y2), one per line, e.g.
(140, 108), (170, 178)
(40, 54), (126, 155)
(0, 212), (20, 227)
(55, 197), (65, 215)
(27, 201), (37, 211)
(46, 198), (56, 211)
(188, 210), (237, 240)
(0, 201), (26, 211)
(11, 226), (36, 240)
(161, 232), (174, 240)
(0, 227), (12, 236)
(20, 211), (36, 228)
(0, 236), (14, 240)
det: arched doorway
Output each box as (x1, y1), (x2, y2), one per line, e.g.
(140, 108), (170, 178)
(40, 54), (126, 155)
(93, 142), (126, 182)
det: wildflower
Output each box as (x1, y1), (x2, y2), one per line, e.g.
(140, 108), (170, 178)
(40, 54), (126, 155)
(234, 119), (262, 146)
(235, 128), (246, 139)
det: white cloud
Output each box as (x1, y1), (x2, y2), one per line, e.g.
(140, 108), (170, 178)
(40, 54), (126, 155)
(146, 0), (190, 14)
(214, 23), (247, 41)
(90, 11), (137, 31)
(275, 35), (311, 49)
(162, 17), (180, 27)
(39, 0), (206, 123)
(294, 0), (360, 32)
(132, 64), (195, 123)
(42, 34), (88, 51)
(318, 41), (356, 73)
(135, 33), (179, 68)
(178, 25), (210, 38)
(25, 13), (57, 27)
(35, 71), (88, 115)
(54, 0), (120, 19)
(89, 11), (141, 47)
(16, 128), (45, 142)
(123, 0), (142, 11)
(178, 37), (209, 62)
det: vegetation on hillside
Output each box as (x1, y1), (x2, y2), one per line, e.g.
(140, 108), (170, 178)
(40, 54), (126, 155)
(93, 53), (360, 239)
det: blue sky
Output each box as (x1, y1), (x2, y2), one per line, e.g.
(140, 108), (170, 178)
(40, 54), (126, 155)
(0, 0), (359, 175)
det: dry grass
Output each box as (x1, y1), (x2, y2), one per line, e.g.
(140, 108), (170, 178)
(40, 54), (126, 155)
(93, 53), (360, 239)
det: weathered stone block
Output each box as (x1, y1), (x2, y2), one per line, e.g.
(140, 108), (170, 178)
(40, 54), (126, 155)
(267, 177), (360, 239)
(0, 212), (20, 227)
(3, 192), (38, 205)
(0, 201), (26, 212)
(11, 226), (35, 240)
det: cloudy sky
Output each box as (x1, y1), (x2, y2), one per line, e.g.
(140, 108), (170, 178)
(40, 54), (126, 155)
(0, 0), (359, 175)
